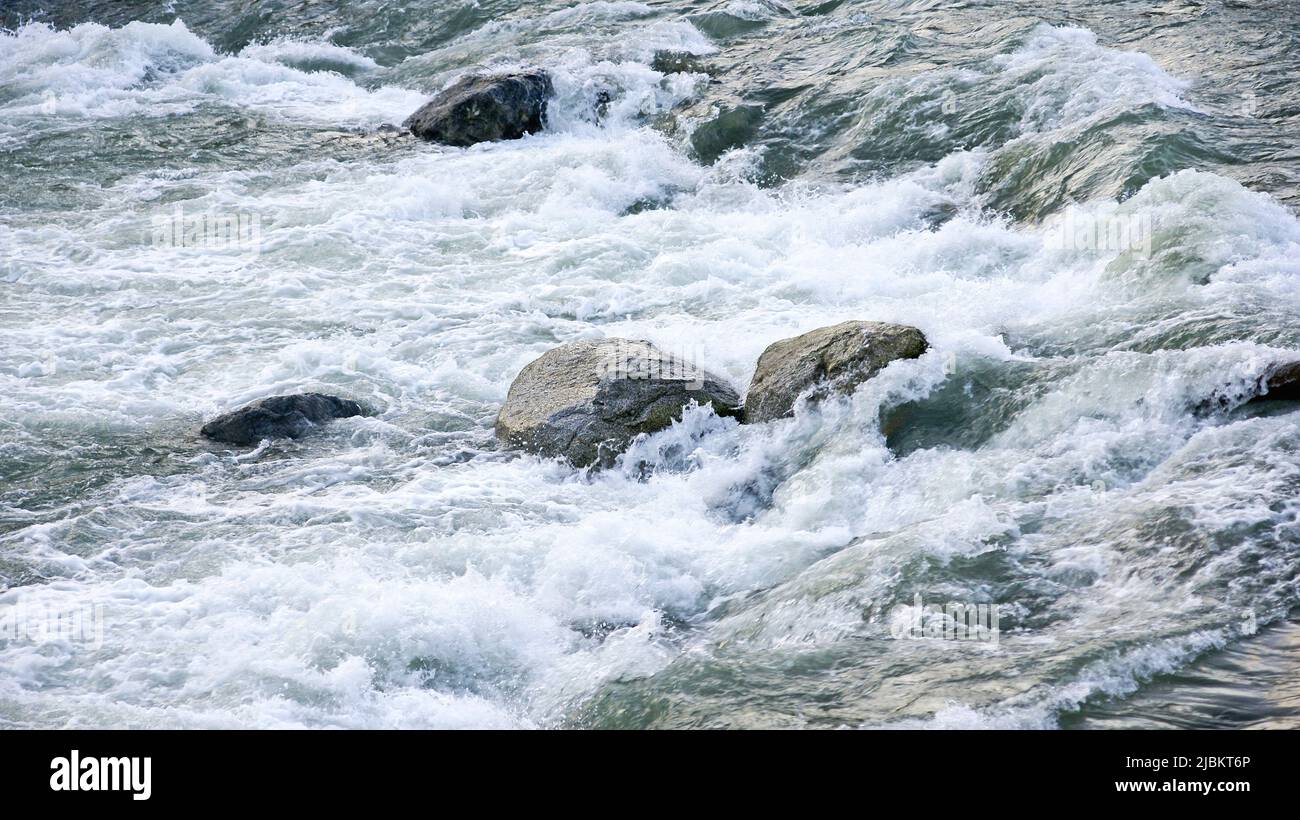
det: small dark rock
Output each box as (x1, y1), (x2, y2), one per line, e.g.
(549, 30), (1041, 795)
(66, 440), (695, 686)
(403, 71), (553, 146)
(594, 88), (614, 121)
(201, 393), (368, 446)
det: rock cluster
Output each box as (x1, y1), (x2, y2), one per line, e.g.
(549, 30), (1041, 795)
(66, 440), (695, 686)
(494, 323), (928, 467)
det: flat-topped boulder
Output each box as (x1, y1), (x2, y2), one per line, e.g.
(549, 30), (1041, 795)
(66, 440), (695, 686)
(496, 338), (741, 467)
(743, 321), (929, 423)
(201, 393), (367, 446)
(403, 71), (553, 146)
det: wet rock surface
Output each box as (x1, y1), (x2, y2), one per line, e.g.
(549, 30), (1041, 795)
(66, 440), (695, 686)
(201, 393), (368, 446)
(744, 321), (929, 423)
(496, 339), (741, 467)
(403, 71), (553, 146)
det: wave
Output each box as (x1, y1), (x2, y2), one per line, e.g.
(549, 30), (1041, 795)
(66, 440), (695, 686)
(0, 20), (422, 132)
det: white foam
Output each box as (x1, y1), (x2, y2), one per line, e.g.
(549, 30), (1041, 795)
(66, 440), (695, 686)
(2, 17), (1298, 729)
(996, 24), (1198, 134)
(238, 39), (381, 74)
(0, 20), (423, 129)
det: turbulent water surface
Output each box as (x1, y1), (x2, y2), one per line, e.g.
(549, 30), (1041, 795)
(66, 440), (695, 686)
(1, 0), (1298, 728)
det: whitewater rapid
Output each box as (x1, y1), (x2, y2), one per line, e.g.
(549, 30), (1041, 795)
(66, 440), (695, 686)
(1, 3), (1298, 728)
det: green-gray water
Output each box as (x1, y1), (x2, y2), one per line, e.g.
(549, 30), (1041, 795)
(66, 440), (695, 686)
(1, 0), (1298, 728)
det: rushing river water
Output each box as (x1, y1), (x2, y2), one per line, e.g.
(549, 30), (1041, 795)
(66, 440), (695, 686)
(1, 0), (1298, 728)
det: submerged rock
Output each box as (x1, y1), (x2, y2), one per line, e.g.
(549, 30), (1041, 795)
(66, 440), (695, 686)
(1198, 360), (1300, 414)
(496, 339), (741, 467)
(743, 321), (929, 423)
(403, 71), (553, 146)
(689, 103), (764, 164)
(201, 393), (367, 446)
(650, 50), (718, 76)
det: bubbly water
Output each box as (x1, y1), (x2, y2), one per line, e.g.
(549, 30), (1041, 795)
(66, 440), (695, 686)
(1, 0), (1297, 728)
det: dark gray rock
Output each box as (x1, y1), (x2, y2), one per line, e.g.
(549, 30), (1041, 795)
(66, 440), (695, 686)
(1259, 361), (1300, 402)
(495, 339), (741, 467)
(201, 393), (367, 446)
(403, 71), (553, 146)
(743, 321), (929, 423)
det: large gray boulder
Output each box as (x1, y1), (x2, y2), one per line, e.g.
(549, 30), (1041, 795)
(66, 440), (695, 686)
(201, 393), (367, 446)
(496, 339), (741, 467)
(743, 321), (928, 423)
(403, 71), (553, 146)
